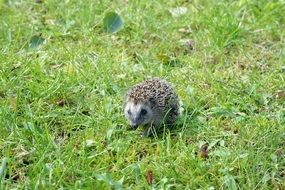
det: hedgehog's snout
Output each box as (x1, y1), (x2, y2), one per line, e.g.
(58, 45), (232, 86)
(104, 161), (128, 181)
(131, 117), (140, 130)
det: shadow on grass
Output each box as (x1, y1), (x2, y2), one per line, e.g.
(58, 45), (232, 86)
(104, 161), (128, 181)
(142, 105), (205, 139)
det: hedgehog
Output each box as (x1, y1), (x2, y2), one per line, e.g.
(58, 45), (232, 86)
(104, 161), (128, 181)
(124, 78), (179, 136)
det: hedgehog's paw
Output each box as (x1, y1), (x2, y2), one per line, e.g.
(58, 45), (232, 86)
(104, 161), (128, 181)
(141, 124), (157, 137)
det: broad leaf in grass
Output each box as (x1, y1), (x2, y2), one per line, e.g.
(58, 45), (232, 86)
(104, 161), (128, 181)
(0, 157), (7, 179)
(103, 11), (124, 33)
(29, 35), (45, 48)
(95, 173), (124, 190)
(223, 175), (237, 190)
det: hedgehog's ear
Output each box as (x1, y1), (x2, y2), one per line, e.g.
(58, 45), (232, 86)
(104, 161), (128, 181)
(149, 97), (156, 107)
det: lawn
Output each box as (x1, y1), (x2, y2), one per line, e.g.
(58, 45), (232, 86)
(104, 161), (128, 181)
(0, 0), (284, 189)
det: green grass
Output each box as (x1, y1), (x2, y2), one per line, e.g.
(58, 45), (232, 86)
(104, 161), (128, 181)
(0, 0), (284, 189)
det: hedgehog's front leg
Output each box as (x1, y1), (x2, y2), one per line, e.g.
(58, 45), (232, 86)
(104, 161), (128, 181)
(141, 123), (155, 137)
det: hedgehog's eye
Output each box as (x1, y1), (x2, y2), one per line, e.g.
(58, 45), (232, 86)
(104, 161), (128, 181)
(127, 110), (131, 115)
(140, 109), (147, 116)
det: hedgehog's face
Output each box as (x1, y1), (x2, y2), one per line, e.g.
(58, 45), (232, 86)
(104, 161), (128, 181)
(124, 101), (153, 129)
